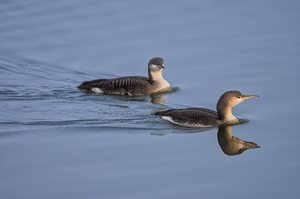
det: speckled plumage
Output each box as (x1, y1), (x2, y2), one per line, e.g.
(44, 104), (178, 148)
(78, 76), (152, 96)
(155, 108), (220, 127)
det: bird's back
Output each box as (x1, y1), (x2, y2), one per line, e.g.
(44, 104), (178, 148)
(78, 76), (152, 96)
(155, 108), (220, 127)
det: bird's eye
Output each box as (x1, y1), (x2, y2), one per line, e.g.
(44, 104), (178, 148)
(237, 96), (241, 99)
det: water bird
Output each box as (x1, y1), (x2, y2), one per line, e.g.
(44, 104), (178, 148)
(155, 90), (258, 128)
(217, 125), (260, 156)
(78, 57), (171, 96)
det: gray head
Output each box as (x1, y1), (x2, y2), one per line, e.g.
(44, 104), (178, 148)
(147, 57), (166, 82)
(217, 90), (258, 107)
(216, 90), (258, 121)
(148, 57), (165, 72)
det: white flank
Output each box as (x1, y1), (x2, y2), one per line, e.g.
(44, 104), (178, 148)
(161, 116), (177, 124)
(91, 87), (104, 93)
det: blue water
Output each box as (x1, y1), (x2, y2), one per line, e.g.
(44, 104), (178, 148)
(1, 0), (300, 198)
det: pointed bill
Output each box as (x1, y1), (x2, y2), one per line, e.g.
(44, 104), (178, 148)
(241, 94), (259, 100)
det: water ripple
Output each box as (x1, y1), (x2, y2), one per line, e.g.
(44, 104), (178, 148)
(0, 56), (166, 133)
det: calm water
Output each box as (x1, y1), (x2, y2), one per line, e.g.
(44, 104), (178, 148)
(1, 0), (300, 198)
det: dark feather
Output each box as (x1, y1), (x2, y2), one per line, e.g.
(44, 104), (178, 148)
(155, 108), (219, 126)
(78, 76), (152, 96)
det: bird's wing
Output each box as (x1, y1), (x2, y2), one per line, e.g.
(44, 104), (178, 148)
(155, 108), (219, 126)
(78, 76), (151, 94)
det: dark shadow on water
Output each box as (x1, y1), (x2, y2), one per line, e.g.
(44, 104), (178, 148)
(77, 86), (179, 105)
(217, 125), (260, 156)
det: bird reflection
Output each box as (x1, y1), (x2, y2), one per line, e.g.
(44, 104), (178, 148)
(150, 93), (166, 104)
(217, 125), (260, 156)
(150, 87), (178, 104)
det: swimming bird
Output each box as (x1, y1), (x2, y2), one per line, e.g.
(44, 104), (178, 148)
(217, 125), (260, 156)
(78, 57), (171, 96)
(155, 90), (258, 128)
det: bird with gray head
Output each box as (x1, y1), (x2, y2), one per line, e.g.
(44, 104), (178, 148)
(217, 125), (260, 156)
(155, 90), (258, 128)
(78, 57), (171, 96)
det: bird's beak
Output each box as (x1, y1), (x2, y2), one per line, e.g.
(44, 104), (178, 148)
(234, 137), (261, 149)
(160, 64), (165, 69)
(244, 141), (261, 149)
(241, 94), (259, 100)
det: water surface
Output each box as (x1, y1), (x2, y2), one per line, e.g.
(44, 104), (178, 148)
(0, 0), (300, 199)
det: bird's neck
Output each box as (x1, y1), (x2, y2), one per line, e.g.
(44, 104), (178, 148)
(148, 70), (161, 81)
(217, 102), (237, 123)
(148, 71), (170, 92)
(149, 71), (167, 83)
